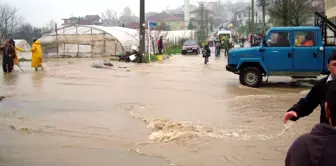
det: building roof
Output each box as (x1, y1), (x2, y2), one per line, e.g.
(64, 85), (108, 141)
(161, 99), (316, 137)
(126, 22), (139, 29)
(62, 15), (100, 20)
(190, 9), (215, 14)
(84, 15), (101, 20)
(147, 14), (183, 22)
(161, 16), (183, 21)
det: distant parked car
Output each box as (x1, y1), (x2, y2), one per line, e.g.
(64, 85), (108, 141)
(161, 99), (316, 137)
(182, 40), (200, 55)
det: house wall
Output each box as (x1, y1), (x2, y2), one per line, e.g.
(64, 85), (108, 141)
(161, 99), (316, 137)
(326, 0), (336, 23)
(159, 20), (185, 30)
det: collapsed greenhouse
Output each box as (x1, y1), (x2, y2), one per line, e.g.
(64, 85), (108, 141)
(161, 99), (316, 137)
(38, 25), (195, 58)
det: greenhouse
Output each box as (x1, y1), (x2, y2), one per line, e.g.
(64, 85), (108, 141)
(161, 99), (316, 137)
(13, 39), (32, 60)
(38, 25), (139, 58)
(38, 24), (195, 58)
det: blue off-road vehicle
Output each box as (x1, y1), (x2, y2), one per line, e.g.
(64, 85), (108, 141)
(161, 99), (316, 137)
(226, 12), (336, 87)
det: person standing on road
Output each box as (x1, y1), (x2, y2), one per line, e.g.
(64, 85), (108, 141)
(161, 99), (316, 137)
(202, 44), (211, 64)
(285, 79), (336, 166)
(8, 39), (24, 70)
(13, 42), (25, 69)
(284, 52), (336, 124)
(221, 36), (230, 56)
(0, 39), (15, 73)
(31, 39), (43, 71)
(157, 36), (163, 55)
(215, 39), (221, 57)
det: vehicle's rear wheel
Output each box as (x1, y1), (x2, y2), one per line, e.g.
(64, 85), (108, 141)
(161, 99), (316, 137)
(239, 67), (263, 87)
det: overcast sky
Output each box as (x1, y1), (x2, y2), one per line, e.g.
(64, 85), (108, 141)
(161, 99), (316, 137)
(2, 0), (245, 27)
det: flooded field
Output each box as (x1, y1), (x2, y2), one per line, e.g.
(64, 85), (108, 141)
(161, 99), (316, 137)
(0, 52), (321, 166)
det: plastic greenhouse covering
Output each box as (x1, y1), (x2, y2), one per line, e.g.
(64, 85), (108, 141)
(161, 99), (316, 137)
(38, 25), (195, 58)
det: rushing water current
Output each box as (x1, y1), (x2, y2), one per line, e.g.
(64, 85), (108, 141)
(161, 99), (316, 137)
(0, 53), (321, 166)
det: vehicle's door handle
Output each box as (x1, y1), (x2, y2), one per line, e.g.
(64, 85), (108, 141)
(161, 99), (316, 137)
(313, 52), (317, 57)
(288, 52), (292, 58)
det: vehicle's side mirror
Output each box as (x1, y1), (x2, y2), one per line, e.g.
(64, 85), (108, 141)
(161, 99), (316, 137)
(267, 39), (272, 46)
(262, 38), (267, 47)
(259, 47), (265, 52)
(319, 47), (324, 51)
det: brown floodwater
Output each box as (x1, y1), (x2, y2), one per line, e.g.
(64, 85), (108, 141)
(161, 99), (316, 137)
(0, 51), (321, 166)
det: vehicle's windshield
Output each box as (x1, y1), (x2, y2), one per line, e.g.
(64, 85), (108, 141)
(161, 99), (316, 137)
(184, 40), (197, 46)
(267, 31), (291, 47)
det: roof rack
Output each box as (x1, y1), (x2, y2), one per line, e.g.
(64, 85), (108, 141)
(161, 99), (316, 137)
(314, 12), (336, 46)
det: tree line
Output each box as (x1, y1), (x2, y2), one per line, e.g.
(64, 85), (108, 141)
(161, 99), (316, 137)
(258, 0), (323, 27)
(0, 3), (55, 45)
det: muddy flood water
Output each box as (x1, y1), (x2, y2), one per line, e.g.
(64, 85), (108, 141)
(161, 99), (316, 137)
(0, 52), (321, 166)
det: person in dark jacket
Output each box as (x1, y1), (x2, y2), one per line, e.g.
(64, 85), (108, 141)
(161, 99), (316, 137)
(0, 39), (15, 73)
(157, 36), (163, 55)
(215, 39), (221, 57)
(202, 45), (211, 64)
(285, 79), (336, 166)
(284, 52), (336, 124)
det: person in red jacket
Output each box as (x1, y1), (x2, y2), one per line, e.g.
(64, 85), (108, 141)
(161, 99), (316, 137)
(285, 79), (336, 166)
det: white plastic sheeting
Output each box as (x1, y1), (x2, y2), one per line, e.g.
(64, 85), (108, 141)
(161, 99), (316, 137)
(38, 24), (195, 58)
(13, 39), (32, 60)
(14, 39), (31, 51)
(87, 25), (138, 48)
(165, 30), (195, 41)
(38, 25), (138, 58)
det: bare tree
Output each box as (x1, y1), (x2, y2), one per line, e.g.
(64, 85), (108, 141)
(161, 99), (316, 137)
(138, 28), (168, 55)
(122, 7), (132, 17)
(257, 0), (269, 34)
(0, 4), (23, 38)
(268, 0), (318, 26)
(101, 9), (118, 20)
(41, 19), (56, 35)
(149, 30), (168, 55)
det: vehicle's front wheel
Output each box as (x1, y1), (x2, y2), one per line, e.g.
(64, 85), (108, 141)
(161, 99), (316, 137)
(239, 67), (263, 87)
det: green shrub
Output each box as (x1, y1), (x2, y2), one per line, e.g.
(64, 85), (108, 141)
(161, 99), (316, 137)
(141, 53), (158, 63)
(164, 45), (182, 55)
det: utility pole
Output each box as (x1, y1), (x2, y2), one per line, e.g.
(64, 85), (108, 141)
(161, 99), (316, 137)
(251, 0), (254, 34)
(139, 0), (145, 60)
(198, 1), (205, 41)
(282, 0), (288, 26)
(247, 6), (251, 33)
(205, 10), (208, 36)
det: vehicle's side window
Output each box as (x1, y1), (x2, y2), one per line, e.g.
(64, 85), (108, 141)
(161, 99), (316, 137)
(268, 32), (291, 47)
(295, 31), (316, 47)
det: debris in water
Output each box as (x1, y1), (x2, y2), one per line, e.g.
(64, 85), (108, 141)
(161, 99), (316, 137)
(0, 96), (4, 102)
(9, 125), (16, 130)
(277, 121), (296, 136)
(20, 127), (31, 133)
(91, 60), (113, 68)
